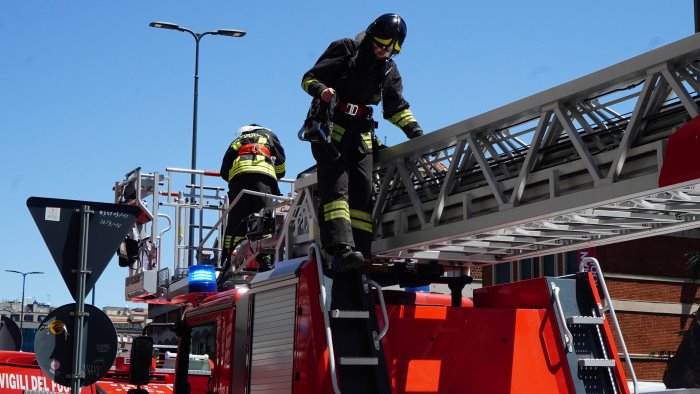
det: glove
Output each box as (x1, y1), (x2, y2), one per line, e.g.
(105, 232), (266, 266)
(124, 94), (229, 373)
(403, 122), (424, 139)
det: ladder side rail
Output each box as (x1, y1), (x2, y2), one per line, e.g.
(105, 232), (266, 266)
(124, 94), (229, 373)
(374, 35), (700, 207)
(311, 243), (342, 394)
(580, 256), (638, 394)
(149, 171), (160, 270)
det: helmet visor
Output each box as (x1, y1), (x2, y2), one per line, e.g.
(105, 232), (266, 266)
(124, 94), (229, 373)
(373, 36), (401, 54)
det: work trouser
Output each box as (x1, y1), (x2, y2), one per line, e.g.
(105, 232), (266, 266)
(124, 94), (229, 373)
(311, 117), (374, 257)
(222, 173), (279, 260)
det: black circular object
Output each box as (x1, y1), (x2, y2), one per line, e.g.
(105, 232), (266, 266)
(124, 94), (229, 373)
(34, 303), (118, 387)
(0, 316), (22, 351)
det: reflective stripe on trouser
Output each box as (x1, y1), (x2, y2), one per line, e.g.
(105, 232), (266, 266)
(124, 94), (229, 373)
(311, 131), (373, 256)
(350, 209), (372, 233)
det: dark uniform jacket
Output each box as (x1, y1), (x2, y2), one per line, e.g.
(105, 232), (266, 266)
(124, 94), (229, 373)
(220, 129), (286, 192)
(301, 37), (422, 139)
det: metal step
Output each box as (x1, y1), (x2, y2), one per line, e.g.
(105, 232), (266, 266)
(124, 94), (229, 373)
(331, 310), (370, 319)
(567, 316), (604, 325)
(339, 357), (378, 366)
(578, 358), (616, 368)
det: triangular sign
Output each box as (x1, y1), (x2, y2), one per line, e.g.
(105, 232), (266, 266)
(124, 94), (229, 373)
(27, 197), (140, 301)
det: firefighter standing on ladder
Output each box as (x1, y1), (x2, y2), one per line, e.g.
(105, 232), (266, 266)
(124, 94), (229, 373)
(301, 13), (423, 271)
(220, 124), (286, 267)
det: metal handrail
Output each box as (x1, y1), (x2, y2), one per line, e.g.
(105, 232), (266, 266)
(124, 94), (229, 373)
(551, 283), (574, 352)
(156, 213), (172, 270)
(311, 243), (342, 394)
(363, 279), (389, 349)
(197, 188), (293, 253)
(580, 257), (638, 394)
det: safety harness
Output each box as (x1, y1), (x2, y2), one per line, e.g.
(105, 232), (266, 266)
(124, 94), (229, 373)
(335, 101), (374, 117)
(238, 143), (272, 160)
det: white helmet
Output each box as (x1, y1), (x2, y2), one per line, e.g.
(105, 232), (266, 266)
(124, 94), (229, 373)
(235, 123), (271, 138)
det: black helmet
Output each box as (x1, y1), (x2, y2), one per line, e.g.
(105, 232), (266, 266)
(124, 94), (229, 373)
(366, 13), (407, 55)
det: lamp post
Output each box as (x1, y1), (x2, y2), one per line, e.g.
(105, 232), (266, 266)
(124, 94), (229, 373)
(149, 21), (246, 266)
(5, 270), (44, 330)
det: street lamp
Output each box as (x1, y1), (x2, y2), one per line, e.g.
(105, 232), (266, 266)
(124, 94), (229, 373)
(149, 21), (246, 266)
(5, 270), (44, 330)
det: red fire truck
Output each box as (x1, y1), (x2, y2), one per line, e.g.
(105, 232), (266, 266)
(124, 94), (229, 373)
(113, 32), (700, 394)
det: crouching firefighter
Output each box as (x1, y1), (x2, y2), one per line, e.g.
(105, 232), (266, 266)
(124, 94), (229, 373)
(300, 13), (423, 272)
(220, 124), (286, 269)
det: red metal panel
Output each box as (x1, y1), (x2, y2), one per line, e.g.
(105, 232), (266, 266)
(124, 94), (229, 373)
(659, 115), (700, 187)
(473, 277), (552, 309)
(0, 351), (94, 393)
(380, 305), (573, 393)
(292, 260), (335, 394)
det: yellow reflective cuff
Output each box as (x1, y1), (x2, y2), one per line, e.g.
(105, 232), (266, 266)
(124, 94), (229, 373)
(360, 132), (372, 150)
(324, 200), (349, 213)
(351, 219), (373, 233)
(331, 123), (345, 143)
(325, 210), (351, 222)
(275, 162), (285, 174)
(224, 235), (232, 248)
(350, 209), (372, 222)
(257, 136), (268, 145)
(232, 140), (242, 150)
(302, 76), (318, 93)
(389, 109), (416, 128)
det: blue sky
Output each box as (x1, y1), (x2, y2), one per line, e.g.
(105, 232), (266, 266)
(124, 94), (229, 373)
(1, 1), (692, 309)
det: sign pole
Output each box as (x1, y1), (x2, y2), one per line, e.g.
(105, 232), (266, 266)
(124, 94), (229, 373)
(71, 205), (92, 393)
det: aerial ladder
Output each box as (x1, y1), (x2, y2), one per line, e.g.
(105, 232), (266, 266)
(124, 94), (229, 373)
(115, 33), (700, 393)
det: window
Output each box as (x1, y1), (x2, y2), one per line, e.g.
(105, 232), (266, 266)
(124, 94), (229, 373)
(23, 315), (33, 322)
(10, 314), (20, 322)
(191, 323), (217, 362)
(519, 259), (533, 280)
(38, 315), (47, 322)
(495, 262), (512, 284)
(565, 251), (579, 274)
(542, 255), (556, 276)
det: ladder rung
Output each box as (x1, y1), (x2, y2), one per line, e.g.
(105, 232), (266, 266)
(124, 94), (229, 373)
(339, 357), (378, 366)
(331, 310), (370, 319)
(578, 358), (616, 368)
(567, 316), (604, 325)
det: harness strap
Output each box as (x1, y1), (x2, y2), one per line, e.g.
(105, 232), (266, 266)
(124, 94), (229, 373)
(238, 143), (271, 159)
(335, 101), (373, 117)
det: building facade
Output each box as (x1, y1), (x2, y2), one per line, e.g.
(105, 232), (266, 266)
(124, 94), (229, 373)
(103, 306), (149, 354)
(0, 299), (53, 352)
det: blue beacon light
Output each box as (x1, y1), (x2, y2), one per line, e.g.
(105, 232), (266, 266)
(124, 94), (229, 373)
(188, 265), (217, 293)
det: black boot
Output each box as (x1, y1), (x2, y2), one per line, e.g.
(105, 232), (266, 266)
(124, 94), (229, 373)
(331, 245), (363, 272)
